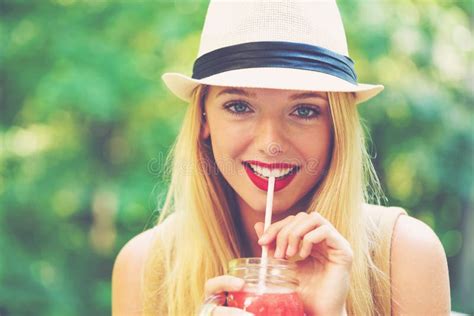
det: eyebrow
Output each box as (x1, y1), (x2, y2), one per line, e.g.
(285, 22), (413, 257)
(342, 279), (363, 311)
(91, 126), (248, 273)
(216, 88), (257, 98)
(215, 88), (327, 101)
(289, 92), (328, 101)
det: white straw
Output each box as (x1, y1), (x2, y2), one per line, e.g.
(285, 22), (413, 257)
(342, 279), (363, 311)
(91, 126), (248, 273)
(258, 176), (275, 293)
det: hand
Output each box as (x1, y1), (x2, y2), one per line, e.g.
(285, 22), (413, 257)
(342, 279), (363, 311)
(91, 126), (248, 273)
(200, 275), (255, 316)
(255, 211), (352, 316)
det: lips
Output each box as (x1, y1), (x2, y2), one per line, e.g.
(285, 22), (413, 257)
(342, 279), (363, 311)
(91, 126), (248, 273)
(242, 160), (300, 192)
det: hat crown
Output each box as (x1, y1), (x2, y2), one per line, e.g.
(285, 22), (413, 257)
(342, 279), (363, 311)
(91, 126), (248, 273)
(198, 0), (349, 58)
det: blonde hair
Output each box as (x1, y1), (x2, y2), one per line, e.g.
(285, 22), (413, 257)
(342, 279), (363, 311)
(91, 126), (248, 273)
(143, 85), (389, 315)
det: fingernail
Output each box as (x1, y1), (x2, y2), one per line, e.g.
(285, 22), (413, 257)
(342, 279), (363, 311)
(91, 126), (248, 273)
(299, 248), (305, 258)
(274, 248), (282, 258)
(286, 245), (294, 257)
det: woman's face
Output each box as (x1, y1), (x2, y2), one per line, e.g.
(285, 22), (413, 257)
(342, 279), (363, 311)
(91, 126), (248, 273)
(202, 86), (333, 214)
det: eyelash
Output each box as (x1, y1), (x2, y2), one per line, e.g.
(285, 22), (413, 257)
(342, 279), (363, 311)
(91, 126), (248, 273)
(223, 101), (321, 120)
(224, 101), (252, 116)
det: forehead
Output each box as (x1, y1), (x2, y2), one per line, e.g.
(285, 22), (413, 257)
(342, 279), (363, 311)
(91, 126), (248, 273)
(207, 86), (328, 101)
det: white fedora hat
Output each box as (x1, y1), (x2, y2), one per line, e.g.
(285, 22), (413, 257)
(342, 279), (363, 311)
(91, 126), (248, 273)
(162, 0), (384, 104)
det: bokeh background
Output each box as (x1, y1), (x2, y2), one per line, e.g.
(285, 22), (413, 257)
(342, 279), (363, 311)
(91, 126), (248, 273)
(0, 0), (472, 315)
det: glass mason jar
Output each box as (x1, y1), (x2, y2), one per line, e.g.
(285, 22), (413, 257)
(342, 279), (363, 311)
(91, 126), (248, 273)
(225, 257), (305, 316)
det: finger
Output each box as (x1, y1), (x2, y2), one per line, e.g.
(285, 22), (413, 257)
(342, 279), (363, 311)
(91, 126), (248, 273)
(299, 225), (330, 259)
(275, 212), (326, 258)
(213, 306), (255, 316)
(254, 222), (277, 257)
(299, 225), (352, 262)
(258, 215), (296, 245)
(284, 213), (320, 258)
(204, 275), (245, 297)
(285, 212), (329, 257)
(274, 212), (308, 258)
(254, 222), (264, 239)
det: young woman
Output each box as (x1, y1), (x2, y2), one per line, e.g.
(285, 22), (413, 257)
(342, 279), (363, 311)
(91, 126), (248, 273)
(112, 1), (450, 315)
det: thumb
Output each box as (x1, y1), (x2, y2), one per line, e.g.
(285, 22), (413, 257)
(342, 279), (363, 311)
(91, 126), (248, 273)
(254, 222), (265, 239)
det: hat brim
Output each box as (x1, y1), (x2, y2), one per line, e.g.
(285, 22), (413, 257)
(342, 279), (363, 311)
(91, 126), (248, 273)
(162, 68), (383, 104)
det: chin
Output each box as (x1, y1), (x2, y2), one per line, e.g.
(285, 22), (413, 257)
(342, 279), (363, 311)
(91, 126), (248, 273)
(245, 200), (267, 213)
(245, 197), (292, 214)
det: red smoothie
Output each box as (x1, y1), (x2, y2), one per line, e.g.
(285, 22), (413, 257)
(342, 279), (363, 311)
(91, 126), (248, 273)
(226, 290), (304, 316)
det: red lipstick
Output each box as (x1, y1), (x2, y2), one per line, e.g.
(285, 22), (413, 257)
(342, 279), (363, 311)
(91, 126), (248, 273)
(242, 160), (300, 192)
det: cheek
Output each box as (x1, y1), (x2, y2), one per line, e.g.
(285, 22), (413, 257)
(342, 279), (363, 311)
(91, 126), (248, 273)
(209, 122), (251, 162)
(307, 137), (331, 160)
(295, 128), (332, 174)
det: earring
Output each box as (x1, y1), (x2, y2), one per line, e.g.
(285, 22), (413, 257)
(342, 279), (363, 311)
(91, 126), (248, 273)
(202, 112), (206, 117)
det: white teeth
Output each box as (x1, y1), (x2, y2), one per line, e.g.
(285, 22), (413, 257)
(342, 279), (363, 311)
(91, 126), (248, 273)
(249, 164), (294, 178)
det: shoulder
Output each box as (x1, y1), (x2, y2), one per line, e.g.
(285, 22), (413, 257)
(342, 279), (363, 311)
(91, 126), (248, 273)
(112, 214), (176, 315)
(113, 227), (159, 276)
(112, 228), (158, 315)
(363, 203), (406, 222)
(390, 213), (451, 315)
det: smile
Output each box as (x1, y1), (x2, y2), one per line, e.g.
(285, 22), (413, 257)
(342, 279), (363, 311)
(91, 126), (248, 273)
(242, 160), (301, 192)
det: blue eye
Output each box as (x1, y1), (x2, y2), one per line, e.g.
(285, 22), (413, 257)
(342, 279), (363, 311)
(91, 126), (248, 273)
(224, 101), (252, 115)
(291, 105), (321, 120)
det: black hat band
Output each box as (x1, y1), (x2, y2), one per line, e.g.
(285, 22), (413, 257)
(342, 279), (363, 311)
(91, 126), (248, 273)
(192, 41), (357, 84)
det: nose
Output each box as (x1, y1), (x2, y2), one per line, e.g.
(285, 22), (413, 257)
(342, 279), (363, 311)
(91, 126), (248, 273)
(254, 117), (288, 157)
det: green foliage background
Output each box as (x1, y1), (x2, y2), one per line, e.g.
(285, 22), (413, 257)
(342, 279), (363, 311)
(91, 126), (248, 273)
(0, 0), (472, 315)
